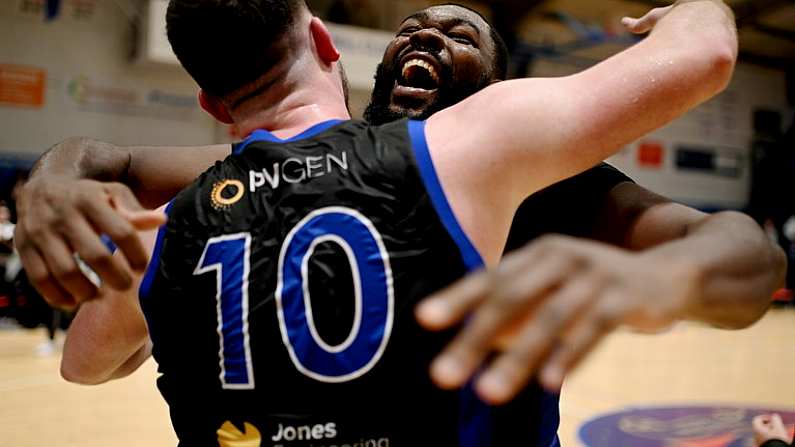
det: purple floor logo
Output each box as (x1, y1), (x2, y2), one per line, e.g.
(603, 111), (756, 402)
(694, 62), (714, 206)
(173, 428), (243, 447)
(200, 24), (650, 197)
(579, 405), (795, 447)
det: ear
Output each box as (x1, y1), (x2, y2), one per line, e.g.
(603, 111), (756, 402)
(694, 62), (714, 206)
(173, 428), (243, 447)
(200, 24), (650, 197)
(198, 90), (234, 124)
(310, 17), (341, 66)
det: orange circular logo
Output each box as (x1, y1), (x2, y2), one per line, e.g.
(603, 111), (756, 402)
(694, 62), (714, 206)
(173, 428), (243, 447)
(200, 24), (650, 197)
(211, 179), (245, 210)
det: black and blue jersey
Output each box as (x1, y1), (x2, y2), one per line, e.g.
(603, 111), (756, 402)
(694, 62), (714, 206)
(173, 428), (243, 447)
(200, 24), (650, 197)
(140, 118), (561, 447)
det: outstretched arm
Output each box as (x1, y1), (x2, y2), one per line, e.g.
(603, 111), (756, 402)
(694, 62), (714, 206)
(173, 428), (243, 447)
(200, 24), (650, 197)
(611, 184), (785, 328)
(425, 0), (737, 263)
(15, 139), (228, 308)
(417, 181), (786, 404)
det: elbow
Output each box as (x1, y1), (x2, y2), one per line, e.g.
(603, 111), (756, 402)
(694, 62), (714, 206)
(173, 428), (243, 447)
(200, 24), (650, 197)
(709, 46), (736, 94)
(701, 33), (738, 95)
(60, 359), (111, 385)
(770, 243), (788, 291)
(718, 302), (770, 330)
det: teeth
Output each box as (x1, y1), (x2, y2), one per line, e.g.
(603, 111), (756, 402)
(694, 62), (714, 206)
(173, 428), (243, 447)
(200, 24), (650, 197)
(401, 59), (440, 85)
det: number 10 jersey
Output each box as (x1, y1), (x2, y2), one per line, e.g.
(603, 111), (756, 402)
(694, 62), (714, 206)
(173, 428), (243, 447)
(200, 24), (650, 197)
(140, 119), (551, 447)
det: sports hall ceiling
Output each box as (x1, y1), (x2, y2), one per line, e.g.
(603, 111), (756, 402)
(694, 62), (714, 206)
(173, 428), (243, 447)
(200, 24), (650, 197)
(309, 0), (795, 72)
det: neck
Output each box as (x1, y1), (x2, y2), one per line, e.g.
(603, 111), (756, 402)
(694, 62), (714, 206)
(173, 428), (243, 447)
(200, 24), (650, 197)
(230, 62), (350, 140)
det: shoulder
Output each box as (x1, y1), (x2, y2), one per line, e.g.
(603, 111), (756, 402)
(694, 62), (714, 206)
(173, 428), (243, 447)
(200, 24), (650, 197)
(523, 163), (633, 205)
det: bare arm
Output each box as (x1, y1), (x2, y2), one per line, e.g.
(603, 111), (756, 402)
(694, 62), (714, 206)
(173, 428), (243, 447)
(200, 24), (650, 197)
(31, 137), (230, 208)
(625, 198), (785, 328)
(16, 139), (228, 308)
(60, 227), (158, 384)
(595, 182), (785, 328)
(417, 182), (786, 403)
(425, 0), (737, 263)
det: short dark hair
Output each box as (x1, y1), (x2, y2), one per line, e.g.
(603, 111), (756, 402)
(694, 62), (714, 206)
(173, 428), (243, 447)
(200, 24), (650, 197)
(166, 0), (305, 97)
(433, 3), (509, 80)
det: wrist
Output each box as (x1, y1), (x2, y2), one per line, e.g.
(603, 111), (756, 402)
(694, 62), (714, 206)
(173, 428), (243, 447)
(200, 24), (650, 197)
(639, 249), (707, 320)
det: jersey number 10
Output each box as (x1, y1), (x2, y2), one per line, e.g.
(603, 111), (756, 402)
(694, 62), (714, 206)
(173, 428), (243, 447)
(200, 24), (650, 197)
(194, 207), (395, 389)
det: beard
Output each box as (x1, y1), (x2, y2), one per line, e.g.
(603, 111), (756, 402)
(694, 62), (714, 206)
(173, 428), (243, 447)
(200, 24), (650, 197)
(363, 57), (491, 126)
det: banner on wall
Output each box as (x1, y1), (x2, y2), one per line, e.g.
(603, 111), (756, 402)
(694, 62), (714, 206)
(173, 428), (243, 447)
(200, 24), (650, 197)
(66, 75), (199, 121)
(16, 0), (96, 21)
(0, 64), (46, 108)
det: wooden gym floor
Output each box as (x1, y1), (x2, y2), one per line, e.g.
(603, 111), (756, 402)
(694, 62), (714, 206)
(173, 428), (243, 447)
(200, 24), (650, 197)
(1, 309), (793, 446)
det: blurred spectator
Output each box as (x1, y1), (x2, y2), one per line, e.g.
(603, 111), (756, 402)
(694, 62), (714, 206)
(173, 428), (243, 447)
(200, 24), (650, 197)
(754, 414), (794, 447)
(749, 110), (795, 294)
(0, 171), (71, 354)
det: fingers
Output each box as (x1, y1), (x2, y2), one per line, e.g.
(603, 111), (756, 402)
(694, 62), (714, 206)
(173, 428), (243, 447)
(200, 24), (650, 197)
(106, 183), (145, 213)
(61, 213), (132, 290)
(37, 228), (99, 303)
(16, 209), (94, 308)
(416, 244), (550, 330)
(538, 295), (621, 392)
(416, 269), (490, 331)
(124, 210), (168, 230)
(108, 184), (167, 230)
(474, 274), (603, 404)
(769, 413), (786, 430)
(16, 233), (75, 309)
(752, 414), (770, 428)
(80, 195), (150, 272)
(426, 251), (577, 392)
(17, 178), (158, 306)
(622, 6), (674, 34)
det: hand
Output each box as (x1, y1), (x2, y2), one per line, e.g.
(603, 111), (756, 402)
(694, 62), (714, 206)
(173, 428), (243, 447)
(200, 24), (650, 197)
(15, 176), (166, 310)
(754, 414), (792, 446)
(622, 4), (674, 34)
(416, 235), (700, 405)
(621, 1), (732, 34)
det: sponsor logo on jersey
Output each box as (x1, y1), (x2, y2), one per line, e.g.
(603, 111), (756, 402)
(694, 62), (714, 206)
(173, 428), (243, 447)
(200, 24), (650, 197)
(211, 179), (246, 210)
(271, 422), (390, 447)
(249, 151), (349, 192)
(272, 422), (336, 442)
(217, 421), (261, 447)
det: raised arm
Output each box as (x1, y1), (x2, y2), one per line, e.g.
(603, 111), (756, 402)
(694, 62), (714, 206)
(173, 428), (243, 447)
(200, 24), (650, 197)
(15, 138), (228, 308)
(425, 0), (737, 263)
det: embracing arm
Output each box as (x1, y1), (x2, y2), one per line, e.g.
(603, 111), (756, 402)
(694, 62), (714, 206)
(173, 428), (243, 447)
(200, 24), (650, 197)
(31, 137), (229, 209)
(424, 0), (737, 261)
(60, 227), (158, 384)
(597, 182), (786, 329)
(16, 139), (228, 308)
(418, 181), (785, 403)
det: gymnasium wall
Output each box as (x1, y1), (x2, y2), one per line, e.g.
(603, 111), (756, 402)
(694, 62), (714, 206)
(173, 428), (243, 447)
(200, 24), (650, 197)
(0, 0), (217, 158)
(533, 59), (791, 210)
(1, 0), (790, 210)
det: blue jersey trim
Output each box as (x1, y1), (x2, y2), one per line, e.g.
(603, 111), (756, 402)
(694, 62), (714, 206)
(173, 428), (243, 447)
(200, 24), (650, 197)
(459, 383), (494, 447)
(407, 119), (490, 444)
(138, 201), (173, 301)
(234, 119), (345, 155)
(407, 119), (484, 271)
(100, 235), (117, 254)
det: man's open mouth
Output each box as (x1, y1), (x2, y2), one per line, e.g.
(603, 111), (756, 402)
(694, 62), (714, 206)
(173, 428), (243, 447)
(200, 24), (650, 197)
(398, 58), (440, 91)
(391, 55), (443, 107)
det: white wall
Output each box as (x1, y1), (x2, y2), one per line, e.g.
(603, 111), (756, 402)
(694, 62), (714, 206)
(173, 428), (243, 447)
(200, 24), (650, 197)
(533, 59), (791, 209)
(0, 0), (216, 157)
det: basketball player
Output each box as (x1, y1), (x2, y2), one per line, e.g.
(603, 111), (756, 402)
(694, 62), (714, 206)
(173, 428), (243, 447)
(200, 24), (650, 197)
(15, 0), (760, 444)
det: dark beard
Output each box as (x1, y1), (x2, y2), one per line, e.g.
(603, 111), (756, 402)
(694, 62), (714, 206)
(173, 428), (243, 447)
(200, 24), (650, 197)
(363, 62), (491, 126)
